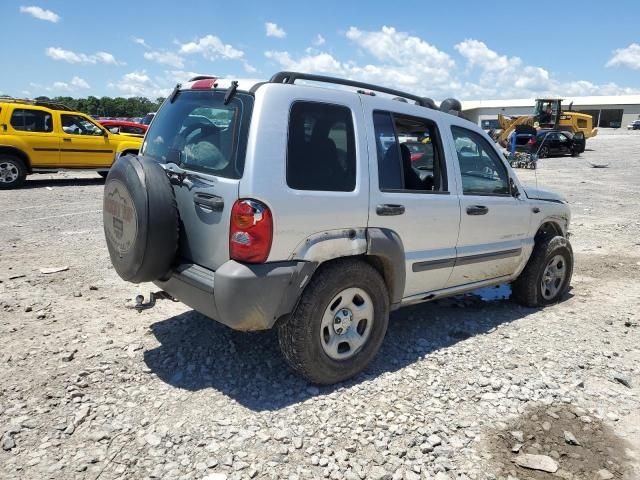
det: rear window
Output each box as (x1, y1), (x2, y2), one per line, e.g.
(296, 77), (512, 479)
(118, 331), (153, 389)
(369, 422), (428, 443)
(141, 90), (253, 179)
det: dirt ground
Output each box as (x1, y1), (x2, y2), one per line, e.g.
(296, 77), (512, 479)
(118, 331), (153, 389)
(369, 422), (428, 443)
(0, 130), (639, 480)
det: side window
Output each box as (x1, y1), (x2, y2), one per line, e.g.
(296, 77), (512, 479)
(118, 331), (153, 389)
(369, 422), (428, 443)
(557, 133), (569, 143)
(61, 114), (104, 136)
(10, 109), (53, 133)
(373, 111), (447, 192)
(287, 102), (355, 192)
(451, 126), (510, 196)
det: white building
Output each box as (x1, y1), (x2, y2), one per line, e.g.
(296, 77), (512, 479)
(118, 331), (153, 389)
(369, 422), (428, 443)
(462, 95), (640, 129)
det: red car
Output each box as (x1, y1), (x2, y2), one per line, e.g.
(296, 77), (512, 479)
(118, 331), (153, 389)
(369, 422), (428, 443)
(98, 120), (148, 136)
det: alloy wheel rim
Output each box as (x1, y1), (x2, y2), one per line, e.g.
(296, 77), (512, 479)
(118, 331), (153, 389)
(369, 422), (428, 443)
(541, 254), (566, 300)
(320, 287), (374, 360)
(0, 162), (19, 184)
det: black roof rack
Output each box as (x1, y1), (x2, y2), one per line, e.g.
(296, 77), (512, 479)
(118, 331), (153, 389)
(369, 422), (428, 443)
(269, 71), (437, 108)
(0, 98), (74, 111)
(34, 101), (74, 111)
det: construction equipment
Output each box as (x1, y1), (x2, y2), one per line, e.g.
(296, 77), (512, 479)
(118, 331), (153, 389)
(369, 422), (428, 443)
(495, 98), (597, 147)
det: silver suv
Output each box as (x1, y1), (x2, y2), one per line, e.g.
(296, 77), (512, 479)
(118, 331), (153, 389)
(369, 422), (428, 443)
(103, 72), (574, 384)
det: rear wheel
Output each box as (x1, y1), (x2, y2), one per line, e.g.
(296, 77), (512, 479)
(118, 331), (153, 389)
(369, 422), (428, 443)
(538, 146), (549, 159)
(278, 259), (389, 384)
(0, 155), (27, 190)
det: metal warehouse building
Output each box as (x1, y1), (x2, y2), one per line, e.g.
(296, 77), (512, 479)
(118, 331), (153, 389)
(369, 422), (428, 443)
(462, 95), (640, 129)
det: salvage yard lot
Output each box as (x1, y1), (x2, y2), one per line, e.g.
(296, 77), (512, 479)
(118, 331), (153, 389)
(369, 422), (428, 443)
(1, 131), (639, 479)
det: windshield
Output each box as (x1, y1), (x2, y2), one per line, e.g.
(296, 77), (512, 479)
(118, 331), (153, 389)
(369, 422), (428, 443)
(141, 91), (253, 179)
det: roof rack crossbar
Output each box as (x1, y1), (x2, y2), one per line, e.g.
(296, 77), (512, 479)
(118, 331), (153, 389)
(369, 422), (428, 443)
(269, 71), (433, 107)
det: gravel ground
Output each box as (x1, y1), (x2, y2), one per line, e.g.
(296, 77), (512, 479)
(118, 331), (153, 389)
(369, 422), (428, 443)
(1, 130), (639, 480)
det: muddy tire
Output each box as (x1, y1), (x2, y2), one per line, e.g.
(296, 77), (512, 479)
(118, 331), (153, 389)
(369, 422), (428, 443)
(0, 155), (27, 190)
(278, 259), (389, 385)
(512, 236), (573, 307)
(103, 156), (178, 283)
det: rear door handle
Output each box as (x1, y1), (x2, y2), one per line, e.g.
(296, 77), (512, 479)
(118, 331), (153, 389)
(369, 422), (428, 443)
(376, 204), (405, 216)
(466, 205), (489, 215)
(63, 138), (72, 142)
(194, 193), (224, 211)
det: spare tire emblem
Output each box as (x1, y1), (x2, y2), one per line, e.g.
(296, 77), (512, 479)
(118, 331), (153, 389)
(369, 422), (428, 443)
(104, 180), (138, 256)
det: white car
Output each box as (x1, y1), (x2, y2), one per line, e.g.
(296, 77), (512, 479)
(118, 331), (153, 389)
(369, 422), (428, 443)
(103, 72), (574, 384)
(627, 120), (640, 130)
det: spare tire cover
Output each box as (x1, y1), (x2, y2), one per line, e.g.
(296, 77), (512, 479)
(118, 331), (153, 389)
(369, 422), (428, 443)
(103, 155), (178, 283)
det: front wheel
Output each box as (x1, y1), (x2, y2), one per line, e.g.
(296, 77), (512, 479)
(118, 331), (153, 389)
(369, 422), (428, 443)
(0, 155), (27, 189)
(277, 259), (389, 384)
(512, 236), (573, 307)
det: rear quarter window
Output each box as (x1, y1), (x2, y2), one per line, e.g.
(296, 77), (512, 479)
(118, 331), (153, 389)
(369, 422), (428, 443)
(286, 101), (356, 192)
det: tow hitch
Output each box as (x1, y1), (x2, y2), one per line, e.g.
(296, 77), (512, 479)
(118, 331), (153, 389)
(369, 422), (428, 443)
(129, 291), (178, 312)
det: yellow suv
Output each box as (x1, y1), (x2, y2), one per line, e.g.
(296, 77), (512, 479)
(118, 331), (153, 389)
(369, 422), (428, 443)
(0, 99), (143, 189)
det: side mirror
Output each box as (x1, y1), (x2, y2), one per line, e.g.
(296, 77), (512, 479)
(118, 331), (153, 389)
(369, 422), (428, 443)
(510, 177), (520, 198)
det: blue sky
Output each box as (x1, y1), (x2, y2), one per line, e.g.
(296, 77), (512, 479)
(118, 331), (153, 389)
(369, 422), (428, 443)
(2, 1), (640, 100)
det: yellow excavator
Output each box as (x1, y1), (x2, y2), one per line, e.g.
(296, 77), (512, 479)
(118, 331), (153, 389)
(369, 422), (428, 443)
(496, 98), (597, 147)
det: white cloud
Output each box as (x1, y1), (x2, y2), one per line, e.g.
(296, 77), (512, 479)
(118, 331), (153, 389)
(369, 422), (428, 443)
(19, 5), (60, 23)
(46, 47), (123, 65)
(313, 34), (325, 46)
(453, 39), (640, 98)
(108, 71), (171, 98)
(52, 76), (90, 91)
(265, 27), (639, 100)
(347, 26), (453, 71)
(243, 61), (257, 73)
(179, 35), (244, 60)
(144, 50), (184, 68)
(606, 43), (640, 70)
(265, 22), (286, 38)
(265, 26), (456, 98)
(133, 37), (150, 48)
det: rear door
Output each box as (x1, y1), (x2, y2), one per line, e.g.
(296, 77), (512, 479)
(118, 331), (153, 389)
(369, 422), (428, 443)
(363, 100), (461, 297)
(58, 113), (114, 167)
(141, 89), (252, 271)
(7, 107), (59, 167)
(446, 125), (530, 287)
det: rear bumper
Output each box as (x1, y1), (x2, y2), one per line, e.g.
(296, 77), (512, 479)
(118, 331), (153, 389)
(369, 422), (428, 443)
(154, 259), (317, 331)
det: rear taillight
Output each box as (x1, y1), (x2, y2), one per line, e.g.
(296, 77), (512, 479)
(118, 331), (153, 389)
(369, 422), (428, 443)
(229, 199), (273, 263)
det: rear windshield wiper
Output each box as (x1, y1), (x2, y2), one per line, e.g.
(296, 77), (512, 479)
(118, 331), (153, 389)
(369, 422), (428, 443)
(169, 83), (181, 103)
(224, 81), (239, 105)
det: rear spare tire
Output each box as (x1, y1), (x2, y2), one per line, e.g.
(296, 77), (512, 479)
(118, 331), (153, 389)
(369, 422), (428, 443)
(103, 155), (178, 283)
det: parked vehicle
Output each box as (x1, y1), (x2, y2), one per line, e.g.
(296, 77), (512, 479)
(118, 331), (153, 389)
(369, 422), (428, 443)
(103, 72), (574, 384)
(99, 120), (148, 136)
(517, 129), (585, 158)
(495, 98), (596, 147)
(140, 112), (155, 125)
(0, 99), (142, 188)
(403, 140), (434, 170)
(627, 120), (640, 130)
